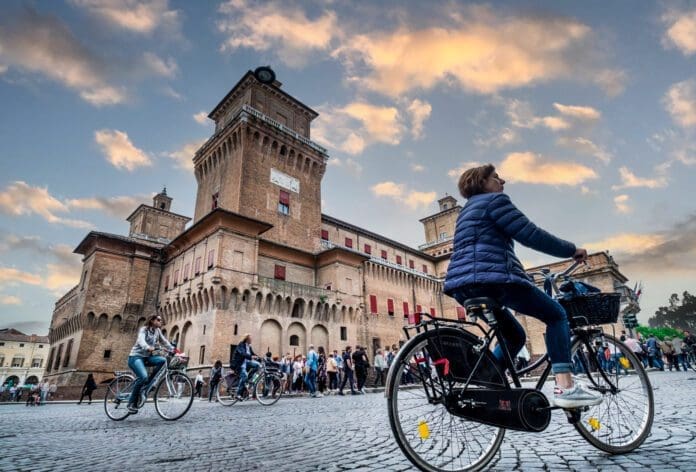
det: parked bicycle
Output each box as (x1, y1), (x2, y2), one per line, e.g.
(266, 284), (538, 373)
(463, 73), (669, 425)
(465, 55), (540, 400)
(217, 358), (284, 406)
(104, 348), (193, 421)
(683, 345), (696, 372)
(386, 260), (654, 472)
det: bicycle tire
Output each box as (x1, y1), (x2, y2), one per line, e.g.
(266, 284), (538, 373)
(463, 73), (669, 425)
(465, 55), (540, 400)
(387, 327), (506, 472)
(154, 372), (194, 421)
(570, 333), (654, 453)
(216, 374), (239, 406)
(104, 375), (134, 421)
(255, 374), (283, 406)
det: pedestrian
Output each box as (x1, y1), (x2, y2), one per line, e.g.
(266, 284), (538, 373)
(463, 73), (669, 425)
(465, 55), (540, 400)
(646, 334), (664, 370)
(326, 353), (338, 391)
(78, 374), (98, 404)
(384, 346), (393, 368)
(209, 360), (223, 402)
(305, 345), (321, 397)
(352, 345), (369, 393)
(49, 382), (57, 400)
(281, 354), (292, 393)
(373, 349), (386, 387)
(338, 346), (357, 395)
(194, 372), (205, 398)
(292, 355), (304, 392)
(317, 346), (327, 394)
(671, 336), (688, 371)
(334, 350), (344, 387)
(26, 384), (39, 406)
(40, 379), (50, 405)
(660, 339), (678, 371)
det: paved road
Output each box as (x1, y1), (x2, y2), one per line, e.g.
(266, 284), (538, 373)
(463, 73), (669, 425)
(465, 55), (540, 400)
(1, 370), (694, 471)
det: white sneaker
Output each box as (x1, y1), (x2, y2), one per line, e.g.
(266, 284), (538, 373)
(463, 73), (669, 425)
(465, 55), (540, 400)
(553, 382), (603, 409)
(314, 393), (324, 398)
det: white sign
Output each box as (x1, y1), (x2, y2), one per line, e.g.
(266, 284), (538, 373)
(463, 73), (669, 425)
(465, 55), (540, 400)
(270, 168), (300, 193)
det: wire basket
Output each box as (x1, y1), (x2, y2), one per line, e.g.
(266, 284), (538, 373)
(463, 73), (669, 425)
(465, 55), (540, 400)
(559, 292), (621, 327)
(169, 355), (189, 370)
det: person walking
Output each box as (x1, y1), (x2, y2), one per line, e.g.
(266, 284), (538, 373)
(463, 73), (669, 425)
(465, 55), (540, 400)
(39, 379), (50, 405)
(78, 373), (98, 404)
(373, 349), (387, 387)
(292, 355), (304, 393)
(317, 346), (328, 394)
(209, 360), (223, 402)
(646, 334), (664, 370)
(194, 372), (205, 398)
(305, 345), (321, 398)
(353, 345), (369, 393)
(672, 336), (688, 371)
(338, 346), (356, 395)
(334, 350), (344, 388)
(326, 353), (338, 392)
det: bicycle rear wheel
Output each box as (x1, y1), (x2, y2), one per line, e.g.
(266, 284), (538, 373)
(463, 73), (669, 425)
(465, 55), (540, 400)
(387, 327), (506, 472)
(216, 374), (239, 406)
(104, 375), (134, 421)
(255, 374), (283, 406)
(570, 333), (654, 453)
(154, 372), (194, 421)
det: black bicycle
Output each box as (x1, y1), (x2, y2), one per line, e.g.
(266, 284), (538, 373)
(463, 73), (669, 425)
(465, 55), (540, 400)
(216, 358), (284, 406)
(386, 261), (654, 472)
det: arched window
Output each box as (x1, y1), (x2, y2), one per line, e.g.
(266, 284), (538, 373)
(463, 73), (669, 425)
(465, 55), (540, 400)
(289, 335), (299, 346)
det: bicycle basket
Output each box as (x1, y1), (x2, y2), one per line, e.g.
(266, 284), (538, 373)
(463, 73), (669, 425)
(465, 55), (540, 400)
(559, 292), (621, 327)
(169, 355), (189, 370)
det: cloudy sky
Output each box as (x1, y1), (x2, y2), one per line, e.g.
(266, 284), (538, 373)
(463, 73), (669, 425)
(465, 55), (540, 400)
(1, 0), (695, 334)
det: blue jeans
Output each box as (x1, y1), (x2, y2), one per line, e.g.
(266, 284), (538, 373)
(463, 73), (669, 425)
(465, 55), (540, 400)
(237, 360), (261, 396)
(304, 369), (317, 394)
(455, 283), (572, 374)
(128, 355), (166, 405)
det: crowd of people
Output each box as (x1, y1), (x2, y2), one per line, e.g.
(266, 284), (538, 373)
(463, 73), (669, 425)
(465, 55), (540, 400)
(0, 379), (57, 405)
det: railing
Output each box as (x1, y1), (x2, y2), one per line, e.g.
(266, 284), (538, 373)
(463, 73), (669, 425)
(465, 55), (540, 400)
(320, 240), (440, 281)
(258, 276), (333, 300)
(418, 236), (453, 250)
(241, 105), (328, 156)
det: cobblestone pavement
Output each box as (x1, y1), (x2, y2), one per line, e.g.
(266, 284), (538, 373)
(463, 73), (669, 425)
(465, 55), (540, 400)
(1, 371), (694, 471)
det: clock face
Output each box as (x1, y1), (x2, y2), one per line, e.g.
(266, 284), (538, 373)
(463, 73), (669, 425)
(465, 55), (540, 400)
(254, 66), (276, 84)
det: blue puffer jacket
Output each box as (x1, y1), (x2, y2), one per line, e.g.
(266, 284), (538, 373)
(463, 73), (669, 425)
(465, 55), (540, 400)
(444, 192), (576, 298)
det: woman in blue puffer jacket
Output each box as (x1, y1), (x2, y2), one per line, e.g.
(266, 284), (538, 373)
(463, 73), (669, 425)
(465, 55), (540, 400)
(444, 163), (601, 409)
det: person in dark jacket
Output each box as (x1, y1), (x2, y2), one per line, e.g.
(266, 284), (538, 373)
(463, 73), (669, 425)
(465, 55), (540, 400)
(208, 360), (223, 402)
(230, 334), (260, 400)
(444, 164), (601, 409)
(78, 373), (97, 404)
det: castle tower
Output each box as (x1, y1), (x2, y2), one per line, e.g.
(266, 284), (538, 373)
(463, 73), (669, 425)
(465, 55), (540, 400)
(418, 195), (460, 257)
(192, 67), (329, 253)
(126, 188), (190, 243)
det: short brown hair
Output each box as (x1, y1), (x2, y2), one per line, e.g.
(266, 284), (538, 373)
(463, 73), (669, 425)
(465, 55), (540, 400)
(458, 164), (495, 199)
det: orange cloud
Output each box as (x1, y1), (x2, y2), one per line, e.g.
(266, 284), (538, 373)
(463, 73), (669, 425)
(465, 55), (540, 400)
(370, 181), (436, 210)
(0, 267), (42, 286)
(498, 152), (597, 186)
(583, 233), (665, 255)
(0, 181), (92, 228)
(613, 194), (631, 214)
(612, 167), (668, 190)
(95, 129), (152, 171)
(662, 8), (696, 55)
(664, 79), (696, 128)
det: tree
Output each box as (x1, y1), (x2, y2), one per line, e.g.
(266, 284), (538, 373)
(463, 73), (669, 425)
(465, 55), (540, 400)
(648, 291), (696, 331)
(635, 325), (683, 341)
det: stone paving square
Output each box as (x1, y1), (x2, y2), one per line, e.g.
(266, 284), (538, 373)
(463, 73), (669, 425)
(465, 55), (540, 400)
(0, 371), (693, 471)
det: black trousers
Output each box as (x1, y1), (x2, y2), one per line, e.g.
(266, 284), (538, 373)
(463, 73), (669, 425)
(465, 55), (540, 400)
(339, 369), (355, 393)
(373, 368), (385, 387)
(356, 366), (367, 390)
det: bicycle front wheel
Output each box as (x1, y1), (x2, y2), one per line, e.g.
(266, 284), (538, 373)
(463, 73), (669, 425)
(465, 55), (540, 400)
(571, 333), (654, 453)
(154, 372), (194, 421)
(104, 375), (134, 421)
(387, 327), (506, 472)
(255, 374), (283, 406)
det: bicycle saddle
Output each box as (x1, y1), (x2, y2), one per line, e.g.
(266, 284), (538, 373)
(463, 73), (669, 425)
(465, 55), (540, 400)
(463, 297), (501, 311)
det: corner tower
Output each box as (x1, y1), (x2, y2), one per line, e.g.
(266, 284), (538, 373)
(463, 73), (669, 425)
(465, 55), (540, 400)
(419, 195), (460, 257)
(192, 68), (329, 253)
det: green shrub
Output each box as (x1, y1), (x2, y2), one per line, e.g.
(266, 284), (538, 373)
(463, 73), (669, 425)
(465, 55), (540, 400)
(635, 325), (684, 341)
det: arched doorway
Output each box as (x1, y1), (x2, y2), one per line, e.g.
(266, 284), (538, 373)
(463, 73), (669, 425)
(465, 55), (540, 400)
(3, 375), (20, 387)
(25, 376), (39, 385)
(180, 321), (192, 352)
(287, 322), (306, 357)
(310, 324), (329, 351)
(259, 319), (282, 357)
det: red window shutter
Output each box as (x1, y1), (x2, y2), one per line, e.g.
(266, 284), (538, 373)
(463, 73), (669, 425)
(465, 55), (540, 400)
(364, 244), (371, 254)
(274, 265), (286, 280)
(173, 270), (179, 285)
(456, 307), (467, 320)
(183, 263), (190, 281)
(430, 307), (436, 316)
(345, 237), (353, 248)
(416, 304), (422, 313)
(381, 250), (387, 259)
(403, 301), (409, 317)
(164, 275), (170, 290)
(422, 265), (428, 274)
(387, 298), (394, 314)
(369, 295), (378, 314)
(208, 250), (215, 268)
(195, 257), (201, 275)
(409, 260), (414, 269)
(321, 229), (329, 240)
(279, 190), (290, 205)
(396, 255), (402, 265)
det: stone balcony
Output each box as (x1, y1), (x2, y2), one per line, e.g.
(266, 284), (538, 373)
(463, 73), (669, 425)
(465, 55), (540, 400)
(257, 276), (334, 302)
